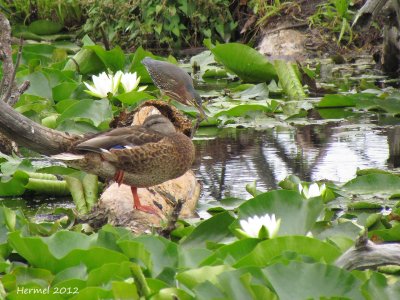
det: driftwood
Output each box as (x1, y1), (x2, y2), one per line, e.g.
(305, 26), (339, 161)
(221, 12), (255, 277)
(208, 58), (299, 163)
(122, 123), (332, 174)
(335, 234), (400, 270)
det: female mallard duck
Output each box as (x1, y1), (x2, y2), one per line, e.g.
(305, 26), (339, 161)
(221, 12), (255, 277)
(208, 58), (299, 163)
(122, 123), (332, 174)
(53, 114), (195, 215)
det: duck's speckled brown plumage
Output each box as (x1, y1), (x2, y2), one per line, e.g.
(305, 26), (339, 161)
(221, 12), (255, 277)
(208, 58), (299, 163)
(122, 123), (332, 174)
(59, 114), (195, 188)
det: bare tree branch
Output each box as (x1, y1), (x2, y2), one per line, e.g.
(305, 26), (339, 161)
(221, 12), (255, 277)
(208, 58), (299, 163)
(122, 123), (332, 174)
(0, 12), (17, 99)
(4, 38), (22, 104)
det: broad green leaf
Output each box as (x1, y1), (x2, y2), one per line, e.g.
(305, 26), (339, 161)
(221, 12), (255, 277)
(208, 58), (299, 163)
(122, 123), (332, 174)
(8, 231), (128, 273)
(8, 266), (53, 287)
(343, 173), (400, 195)
(52, 82), (79, 102)
(130, 47), (158, 83)
(369, 223), (400, 242)
(87, 261), (132, 286)
(235, 236), (341, 268)
(200, 238), (260, 266)
(210, 43), (277, 83)
(119, 235), (178, 277)
(56, 99), (112, 128)
(235, 83), (269, 100)
(112, 281), (139, 299)
(115, 90), (153, 105)
(177, 265), (232, 289)
(52, 264), (87, 285)
(63, 48), (104, 75)
(0, 176), (27, 196)
(180, 211), (236, 249)
(237, 190), (324, 235)
(86, 45), (125, 72)
(317, 94), (356, 108)
(362, 272), (400, 300)
(178, 247), (214, 269)
(214, 103), (272, 117)
(19, 72), (52, 99)
(264, 261), (363, 300)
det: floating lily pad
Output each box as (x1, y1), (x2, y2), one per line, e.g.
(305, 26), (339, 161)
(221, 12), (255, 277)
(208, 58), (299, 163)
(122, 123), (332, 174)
(209, 43), (277, 83)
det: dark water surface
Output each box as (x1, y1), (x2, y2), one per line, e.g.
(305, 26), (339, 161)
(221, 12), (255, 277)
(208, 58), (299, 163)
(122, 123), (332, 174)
(193, 114), (400, 204)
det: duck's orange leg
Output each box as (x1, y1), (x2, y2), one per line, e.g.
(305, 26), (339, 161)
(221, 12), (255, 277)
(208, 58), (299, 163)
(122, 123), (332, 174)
(131, 186), (161, 216)
(114, 170), (125, 186)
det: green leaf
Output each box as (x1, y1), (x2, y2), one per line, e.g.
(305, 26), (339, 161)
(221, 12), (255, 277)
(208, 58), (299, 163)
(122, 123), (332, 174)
(235, 236), (341, 268)
(63, 48), (105, 75)
(115, 90), (153, 105)
(362, 272), (400, 299)
(264, 261), (363, 300)
(177, 265), (232, 289)
(180, 211), (236, 249)
(238, 190), (324, 235)
(214, 103), (272, 118)
(317, 94), (356, 108)
(343, 173), (400, 195)
(209, 43), (277, 83)
(86, 45), (125, 72)
(112, 281), (139, 299)
(52, 82), (79, 102)
(130, 47), (158, 84)
(20, 72), (52, 99)
(56, 99), (112, 128)
(200, 238), (260, 266)
(87, 261), (132, 286)
(8, 231), (128, 273)
(119, 235), (178, 278)
(274, 60), (305, 100)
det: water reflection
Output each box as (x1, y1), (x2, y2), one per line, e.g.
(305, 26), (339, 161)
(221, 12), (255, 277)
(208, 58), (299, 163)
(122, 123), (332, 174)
(194, 121), (396, 202)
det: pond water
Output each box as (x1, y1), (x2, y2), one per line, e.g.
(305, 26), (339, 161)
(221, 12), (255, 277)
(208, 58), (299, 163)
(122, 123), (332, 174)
(193, 112), (399, 204)
(2, 109), (399, 217)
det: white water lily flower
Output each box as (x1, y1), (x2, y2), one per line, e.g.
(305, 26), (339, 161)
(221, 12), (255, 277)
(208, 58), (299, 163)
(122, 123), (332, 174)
(120, 71), (146, 93)
(240, 213), (281, 238)
(298, 183), (326, 199)
(84, 71), (121, 98)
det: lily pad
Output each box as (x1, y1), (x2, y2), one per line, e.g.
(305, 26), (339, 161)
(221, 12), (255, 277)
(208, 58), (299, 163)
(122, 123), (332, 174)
(237, 190), (324, 236)
(210, 43), (277, 83)
(263, 261), (363, 300)
(343, 174), (400, 195)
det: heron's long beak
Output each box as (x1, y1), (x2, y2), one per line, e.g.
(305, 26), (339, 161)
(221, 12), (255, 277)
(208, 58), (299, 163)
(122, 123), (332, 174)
(190, 90), (207, 121)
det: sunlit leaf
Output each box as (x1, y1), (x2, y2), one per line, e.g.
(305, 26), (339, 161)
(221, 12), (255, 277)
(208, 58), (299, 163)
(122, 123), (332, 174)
(235, 236), (341, 268)
(209, 43), (277, 83)
(264, 261), (363, 300)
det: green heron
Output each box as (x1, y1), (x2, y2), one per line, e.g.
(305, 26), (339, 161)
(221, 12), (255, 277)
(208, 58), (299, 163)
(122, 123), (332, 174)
(141, 57), (207, 119)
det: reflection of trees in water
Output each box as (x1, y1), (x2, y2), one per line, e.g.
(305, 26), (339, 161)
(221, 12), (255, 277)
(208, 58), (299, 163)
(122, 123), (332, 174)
(194, 124), (336, 200)
(195, 121), (393, 201)
(387, 126), (400, 168)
